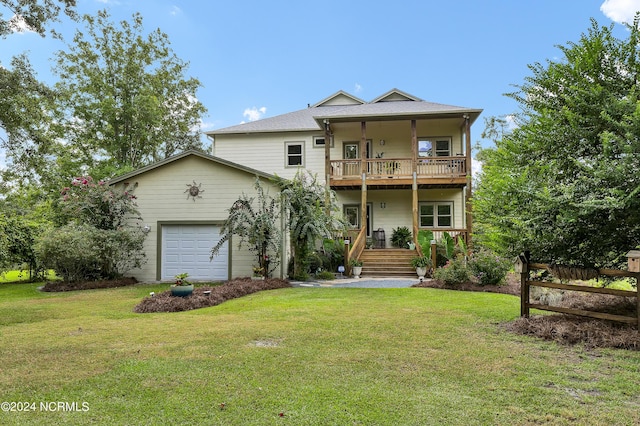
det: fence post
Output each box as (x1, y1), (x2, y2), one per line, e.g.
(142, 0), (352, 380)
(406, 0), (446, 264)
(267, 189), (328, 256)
(636, 273), (640, 328)
(515, 253), (530, 318)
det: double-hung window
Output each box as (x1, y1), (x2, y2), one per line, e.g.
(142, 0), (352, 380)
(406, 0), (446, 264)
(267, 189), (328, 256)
(419, 202), (453, 228)
(418, 137), (451, 157)
(285, 142), (304, 167)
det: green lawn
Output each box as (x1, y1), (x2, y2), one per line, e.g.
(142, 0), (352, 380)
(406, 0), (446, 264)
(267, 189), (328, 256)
(0, 281), (638, 425)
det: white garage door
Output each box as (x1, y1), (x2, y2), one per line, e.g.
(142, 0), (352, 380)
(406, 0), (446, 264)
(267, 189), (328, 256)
(161, 224), (229, 281)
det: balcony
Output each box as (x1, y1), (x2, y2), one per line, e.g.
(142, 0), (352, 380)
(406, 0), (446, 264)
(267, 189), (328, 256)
(329, 156), (468, 188)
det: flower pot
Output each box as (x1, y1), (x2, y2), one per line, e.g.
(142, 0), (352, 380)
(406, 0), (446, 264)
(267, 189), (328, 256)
(171, 284), (194, 297)
(416, 267), (427, 280)
(352, 266), (362, 278)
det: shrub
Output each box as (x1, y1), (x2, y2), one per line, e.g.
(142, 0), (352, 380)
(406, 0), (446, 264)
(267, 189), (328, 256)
(315, 270), (335, 280)
(36, 223), (146, 282)
(433, 256), (472, 286)
(39, 176), (148, 283)
(469, 249), (510, 286)
(36, 224), (102, 282)
(391, 226), (412, 248)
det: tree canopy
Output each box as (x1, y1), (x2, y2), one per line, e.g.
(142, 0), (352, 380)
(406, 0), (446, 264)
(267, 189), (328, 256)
(52, 9), (207, 176)
(474, 17), (640, 268)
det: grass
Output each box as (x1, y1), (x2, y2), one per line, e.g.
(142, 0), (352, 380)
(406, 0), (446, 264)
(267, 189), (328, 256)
(0, 270), (57, 283)
(0, 281), (639, 425)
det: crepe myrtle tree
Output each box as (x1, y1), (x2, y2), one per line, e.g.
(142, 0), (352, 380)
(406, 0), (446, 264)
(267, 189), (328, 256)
(37, 176), (147, 281)
(210, 178), (281, 278)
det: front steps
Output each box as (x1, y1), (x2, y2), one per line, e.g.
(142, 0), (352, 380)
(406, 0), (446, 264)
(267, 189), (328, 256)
(358, 248), (417, 278)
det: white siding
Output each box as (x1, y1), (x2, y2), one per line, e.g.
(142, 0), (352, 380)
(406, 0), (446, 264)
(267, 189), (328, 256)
(214, 132), (325, 178)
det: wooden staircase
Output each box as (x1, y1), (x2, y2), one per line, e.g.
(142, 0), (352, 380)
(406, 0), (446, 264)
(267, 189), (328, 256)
(358, 248), (417, 278)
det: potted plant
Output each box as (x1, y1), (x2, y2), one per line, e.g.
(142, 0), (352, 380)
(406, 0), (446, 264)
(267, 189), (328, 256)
(349, 258), (363, 278)
(410, 256), (431, 280)
(391, 226), (412, 248)
(171, 272), (194, 297)
(252, 266), (265, 280)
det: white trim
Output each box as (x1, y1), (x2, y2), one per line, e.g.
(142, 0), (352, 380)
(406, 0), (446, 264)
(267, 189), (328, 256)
(419, 201), (454, 228)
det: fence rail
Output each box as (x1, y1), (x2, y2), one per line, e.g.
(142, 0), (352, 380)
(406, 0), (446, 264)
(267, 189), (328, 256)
(517, 257), (640, 327)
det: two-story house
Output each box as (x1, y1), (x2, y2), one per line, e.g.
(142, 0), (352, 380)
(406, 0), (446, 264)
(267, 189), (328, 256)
(111, 89), (481, 282)
(208, 89), (481, 276)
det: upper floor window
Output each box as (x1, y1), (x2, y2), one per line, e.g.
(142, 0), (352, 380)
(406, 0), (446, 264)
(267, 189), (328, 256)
(313, 136), (333, 148)
(418, 137), (451, 157)
(285, 142), (304, 167)
(419, 202), (453, 228)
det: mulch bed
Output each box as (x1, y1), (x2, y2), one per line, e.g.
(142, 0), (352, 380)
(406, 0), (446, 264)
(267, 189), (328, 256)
(41, 277), (138, 292)
(134, 277), (291, 313)
(414, 273), (639, 351)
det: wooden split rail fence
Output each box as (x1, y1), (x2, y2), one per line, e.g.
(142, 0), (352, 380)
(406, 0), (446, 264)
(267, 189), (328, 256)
(516, 254), (640, 327)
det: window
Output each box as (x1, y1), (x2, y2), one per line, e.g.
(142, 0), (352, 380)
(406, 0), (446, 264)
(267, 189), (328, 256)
(313, 136), (333, 148)
(343, 143), (359, 159)
(285, 142), (304, 166)
(344, 205), (360, 228)
(418, 137), (451, 157)
(419, 202), (453, 228)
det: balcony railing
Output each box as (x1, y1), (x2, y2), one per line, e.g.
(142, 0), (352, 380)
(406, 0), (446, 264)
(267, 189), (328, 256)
(330, 157), (467, 180)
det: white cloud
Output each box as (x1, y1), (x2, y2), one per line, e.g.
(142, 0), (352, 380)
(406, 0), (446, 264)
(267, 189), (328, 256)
(472, 158), (483, 179)
(354, 83), (363, 93)
(7, 14), (34, 34)
(601, 0), (639, 24)
(170, 6), (182, 16)
(243, 106), (266, 122)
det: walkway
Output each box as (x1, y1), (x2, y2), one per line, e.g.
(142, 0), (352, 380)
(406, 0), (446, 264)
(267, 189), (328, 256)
(292, 277), (425, 288)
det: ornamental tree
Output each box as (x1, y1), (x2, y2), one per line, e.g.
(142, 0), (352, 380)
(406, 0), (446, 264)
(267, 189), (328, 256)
(37, 176), (146, 281)
(273, 170), (346, 280)
(210, 178), (281, 278)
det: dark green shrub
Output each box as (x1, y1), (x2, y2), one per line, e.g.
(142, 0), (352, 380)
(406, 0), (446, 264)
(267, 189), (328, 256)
(319, 238), (345, 272)
(36, 223), (146, 282)
(433, 256), (472, 286)
(36, 224), (102, 282)
(315, 270), (335, 280)
(469, 249), (510, 286)
(391, 226), (412, 248)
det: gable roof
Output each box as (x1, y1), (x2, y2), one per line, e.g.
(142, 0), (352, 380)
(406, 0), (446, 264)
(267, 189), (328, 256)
(108, 149), (274, 185)
(370, 88), (422, 103)
(206, 89), (482, 136)
(311, 90), (365, 107)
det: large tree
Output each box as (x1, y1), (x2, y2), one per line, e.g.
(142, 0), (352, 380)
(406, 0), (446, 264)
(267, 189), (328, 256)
(53, 9), (207, 176)
(474, 18), (640, 268)
(0, 1), (77, 189)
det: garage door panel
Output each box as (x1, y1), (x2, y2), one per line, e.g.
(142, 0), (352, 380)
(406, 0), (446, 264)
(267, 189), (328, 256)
(161, 225), (228, 281)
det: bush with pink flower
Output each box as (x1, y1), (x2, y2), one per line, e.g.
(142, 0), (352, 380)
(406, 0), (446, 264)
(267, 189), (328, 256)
(37, 176), (147, 282)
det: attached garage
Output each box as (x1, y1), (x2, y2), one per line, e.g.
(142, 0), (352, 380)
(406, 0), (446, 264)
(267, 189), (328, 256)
(109, 150), (283, 282)
(161, 224), (229, 281)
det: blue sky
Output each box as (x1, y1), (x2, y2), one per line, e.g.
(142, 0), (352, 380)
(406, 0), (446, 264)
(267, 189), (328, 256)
(1, 0), (639, 169)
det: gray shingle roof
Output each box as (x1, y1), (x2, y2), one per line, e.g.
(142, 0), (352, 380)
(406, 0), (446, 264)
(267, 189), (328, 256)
(207, 90), (482, 136)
